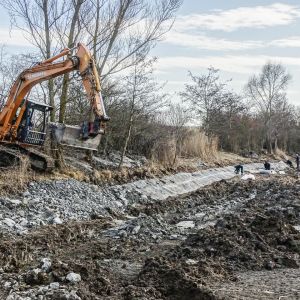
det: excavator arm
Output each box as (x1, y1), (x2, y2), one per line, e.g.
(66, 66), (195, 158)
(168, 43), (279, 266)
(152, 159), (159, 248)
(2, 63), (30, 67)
(0, 43), (109, 143)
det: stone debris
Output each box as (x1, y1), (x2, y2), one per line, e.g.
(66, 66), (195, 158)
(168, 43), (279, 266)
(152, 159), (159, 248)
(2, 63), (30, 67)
(294, 225), (300, 232)
(66, 272), (81, 284)
(176, 220), (195, 229)
(66, 151), (147, 171)
(260, 169), (277, 175)
(40, 258), (51, 272)
(0, 175), (299, 299)
(52, 216), (63, 225)
(49, 282), (60, 289)
(241, 174), (256, 180)
(0, 162), (287, 236)
(2, 218), (16, 228)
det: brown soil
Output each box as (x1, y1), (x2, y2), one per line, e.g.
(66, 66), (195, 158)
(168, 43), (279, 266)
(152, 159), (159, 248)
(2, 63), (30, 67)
(0, 176), (299, 299)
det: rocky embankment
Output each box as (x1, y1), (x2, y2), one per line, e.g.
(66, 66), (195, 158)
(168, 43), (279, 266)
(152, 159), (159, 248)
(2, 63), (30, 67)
(1, 160), (298, 299)
(0, 162), (287, 235)
(0, 174), (299, 299)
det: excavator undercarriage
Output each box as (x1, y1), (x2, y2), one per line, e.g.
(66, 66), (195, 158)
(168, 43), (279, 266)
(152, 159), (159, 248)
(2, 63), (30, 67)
(0, 145), (54, 171)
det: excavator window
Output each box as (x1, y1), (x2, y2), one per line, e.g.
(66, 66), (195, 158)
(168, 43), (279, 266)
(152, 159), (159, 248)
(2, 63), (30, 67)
(18, 101), (52, 146)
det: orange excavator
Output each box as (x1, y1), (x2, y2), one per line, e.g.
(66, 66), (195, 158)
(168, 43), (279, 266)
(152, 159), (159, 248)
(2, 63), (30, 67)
(0, 43), (109, 170)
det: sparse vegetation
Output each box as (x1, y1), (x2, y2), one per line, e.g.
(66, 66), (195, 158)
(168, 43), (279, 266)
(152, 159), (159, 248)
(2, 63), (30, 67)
(0, 156), (32, 195)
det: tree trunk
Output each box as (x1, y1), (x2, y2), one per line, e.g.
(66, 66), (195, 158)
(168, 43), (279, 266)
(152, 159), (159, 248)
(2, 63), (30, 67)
(48, 79), (55, 121)
(59, 74), (70, 123)
(269, 139), (273, 154)
(98, 0), (132, 75)
(43, 0), (56, 121)
(119, 115), (133, 168)
(274, 137), (278, 152)
(59, 0), (83, 123)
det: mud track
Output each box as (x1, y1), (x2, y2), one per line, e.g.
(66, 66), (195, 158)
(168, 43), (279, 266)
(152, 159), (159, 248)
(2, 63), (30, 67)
(1, 175), (300, 299)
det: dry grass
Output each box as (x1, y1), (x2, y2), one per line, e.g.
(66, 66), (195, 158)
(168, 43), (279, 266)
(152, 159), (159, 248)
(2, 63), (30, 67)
(181, 129), (218, 160)
(273, 148), (288, 161)
(57, 168), (89, 181)
(151, 138), (176, 166)
(0, 156), (32, 196)
(151, 129), (219, 166)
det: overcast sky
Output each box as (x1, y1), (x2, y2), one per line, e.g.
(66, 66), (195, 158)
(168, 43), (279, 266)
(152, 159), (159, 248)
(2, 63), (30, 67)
(152, 0), (300, 106)
(0, 1), (300, 105)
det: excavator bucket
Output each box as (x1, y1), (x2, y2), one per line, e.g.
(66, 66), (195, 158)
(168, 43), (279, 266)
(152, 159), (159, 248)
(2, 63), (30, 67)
(49, 123), (101, 151)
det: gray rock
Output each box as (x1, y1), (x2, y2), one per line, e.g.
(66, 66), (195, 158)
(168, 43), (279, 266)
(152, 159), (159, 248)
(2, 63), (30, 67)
(41, 258), (51, 272)
(132, 225), (141, 235)
(3, 218), (16, 228)
(23, 191), (31, 197)
(176, 220), (195, 229)
(22, 199), (29, 205)
(66, 272), (81, 284)
(49, 282), (60, 289)
(52, 216), (63, 225)
(10, 199), (22, 206)
(6, 294), (32, 300)
(3, 281), (11, 289)
(19, 218), (28, 227)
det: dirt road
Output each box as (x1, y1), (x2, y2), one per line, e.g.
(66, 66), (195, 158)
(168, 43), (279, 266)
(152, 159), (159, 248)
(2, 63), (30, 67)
(0, 173), (299, 299)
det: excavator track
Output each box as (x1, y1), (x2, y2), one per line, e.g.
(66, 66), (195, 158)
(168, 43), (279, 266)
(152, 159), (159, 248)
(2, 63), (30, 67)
(0, 146), (21, 168)
(0, 144), (54, 171)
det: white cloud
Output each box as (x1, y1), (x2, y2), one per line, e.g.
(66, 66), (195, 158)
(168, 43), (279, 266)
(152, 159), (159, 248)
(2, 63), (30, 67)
(271, 36), (300, 47)
(158, 55), (300, 74)
(163, 33), (300, 51)
(174, 3), (300, 32)
(164, 31), (263, 51)
(0, 28), (31, 47)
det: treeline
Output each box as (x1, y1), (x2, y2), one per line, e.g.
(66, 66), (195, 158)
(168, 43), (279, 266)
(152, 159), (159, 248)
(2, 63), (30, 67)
(0, 0), (299, 166)
(100, 61), (300, 162)
(180, 64), (300, 155)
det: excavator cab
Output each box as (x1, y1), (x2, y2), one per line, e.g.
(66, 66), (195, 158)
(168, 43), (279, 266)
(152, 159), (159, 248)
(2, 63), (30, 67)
(18, 100), (52, 146)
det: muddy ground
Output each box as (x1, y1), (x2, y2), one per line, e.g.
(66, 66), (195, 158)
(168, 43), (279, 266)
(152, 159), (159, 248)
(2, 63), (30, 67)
(1, 174), (300, 299)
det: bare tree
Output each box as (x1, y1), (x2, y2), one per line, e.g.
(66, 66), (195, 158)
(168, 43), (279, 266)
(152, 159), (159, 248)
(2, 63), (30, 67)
(2, 0), (181, 124)
(180, 68), (227, 134)
(0, 49), (43, 109)
(0, 47), (11, 109)
(57, 0), (86, 123)
(164, 103), (190, 164)
(118, 58), (167, 167)
(2, 0), (69, 121)
(208, 91), (246, 151)
(82, 0), (182, 78)
(245, 62), (291, 153)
